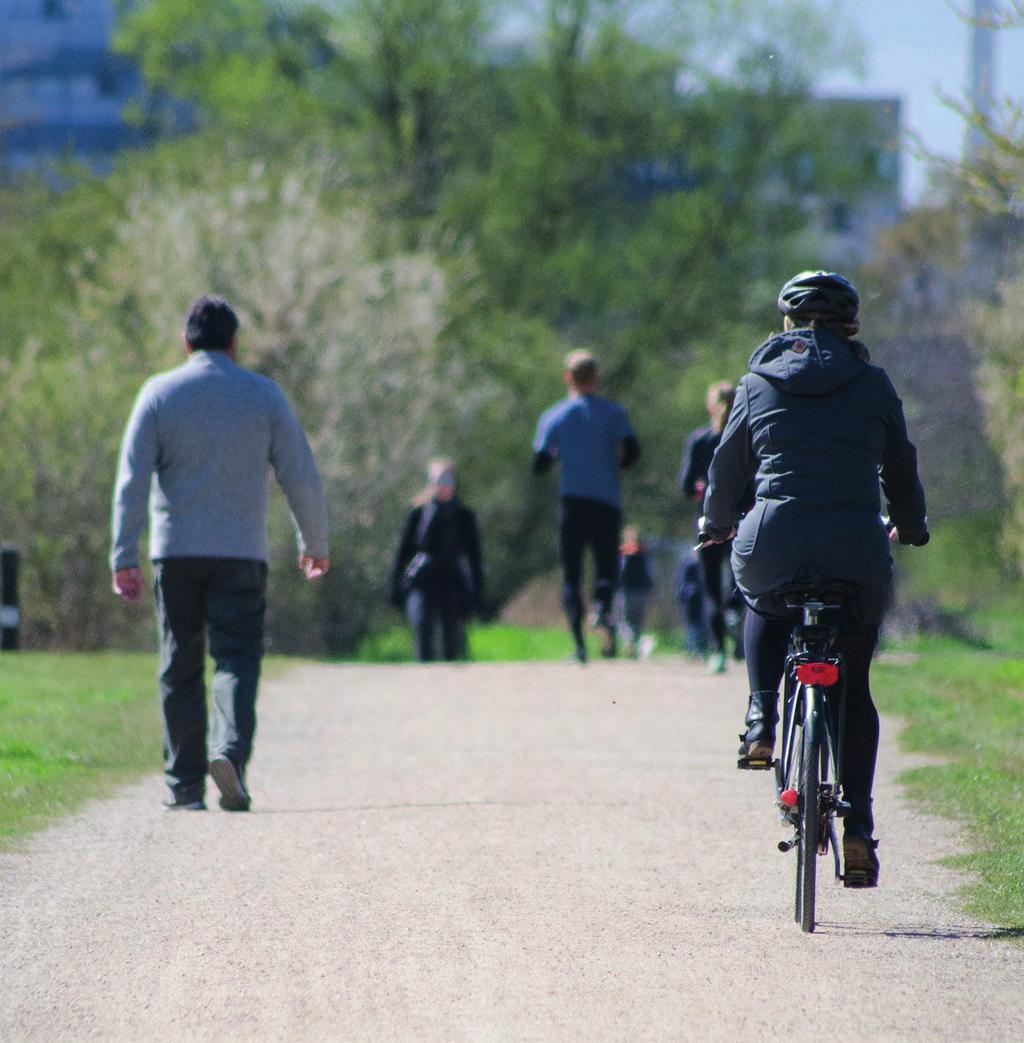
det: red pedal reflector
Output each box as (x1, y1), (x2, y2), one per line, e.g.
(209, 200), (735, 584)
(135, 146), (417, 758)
(796, 662), (839, 686)
(780, 789), (798, 808)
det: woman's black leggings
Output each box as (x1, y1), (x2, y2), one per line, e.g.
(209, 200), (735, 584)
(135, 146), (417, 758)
(744, 609), (880, 818)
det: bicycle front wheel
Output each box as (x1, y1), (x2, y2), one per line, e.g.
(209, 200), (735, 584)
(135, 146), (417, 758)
(798, 695), (821, 933)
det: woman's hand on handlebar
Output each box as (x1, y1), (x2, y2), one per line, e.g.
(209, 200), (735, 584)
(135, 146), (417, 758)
(695, 516), (736, 551)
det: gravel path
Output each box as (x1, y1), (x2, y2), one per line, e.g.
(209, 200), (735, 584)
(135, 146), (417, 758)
(2, 658), (1022, 1042)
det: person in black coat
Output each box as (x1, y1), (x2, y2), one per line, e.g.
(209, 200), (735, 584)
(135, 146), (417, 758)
(679, 381), (752, 673)
(702, 270), (928, 887)
(389, 458), (484, 662)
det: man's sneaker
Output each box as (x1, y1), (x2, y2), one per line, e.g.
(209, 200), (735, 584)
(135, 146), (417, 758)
(162, 795), (206, 811)
(569, 644), (588, 665)
(707, 651), (727, 674)
(843, 832), (880, 888)
(209, 754), (251, 812)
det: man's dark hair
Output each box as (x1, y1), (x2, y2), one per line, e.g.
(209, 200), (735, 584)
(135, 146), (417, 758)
(184, 296), (239, 351)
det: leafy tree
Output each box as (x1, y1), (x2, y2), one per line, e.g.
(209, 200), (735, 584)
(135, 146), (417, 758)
(925, 4), (1024, 573)
(1, 0), (894, 650)
(114, 0), (342, 138)
(0, 140), (567, 650)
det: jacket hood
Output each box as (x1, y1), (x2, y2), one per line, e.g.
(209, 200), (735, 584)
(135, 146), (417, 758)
(748, 328), (866, 396)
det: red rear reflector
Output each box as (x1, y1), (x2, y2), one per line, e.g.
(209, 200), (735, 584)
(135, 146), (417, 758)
(796, 662), (839, 686)
(780, 789), (798, 808)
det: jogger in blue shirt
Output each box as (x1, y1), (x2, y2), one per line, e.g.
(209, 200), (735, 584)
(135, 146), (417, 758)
(533, 351), (640, 662)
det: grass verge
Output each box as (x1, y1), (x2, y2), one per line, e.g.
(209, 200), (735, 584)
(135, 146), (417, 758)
(873, 637), (1024, 929)
(354, 623), (582, 662)
(352, 622), (683, 662)
(0, 653), (160, 850)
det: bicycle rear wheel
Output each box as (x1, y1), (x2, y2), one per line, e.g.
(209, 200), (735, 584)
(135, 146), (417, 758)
(798, 694), (821, 933)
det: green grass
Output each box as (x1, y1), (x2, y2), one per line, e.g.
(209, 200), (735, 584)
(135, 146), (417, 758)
(893, 509), (1006, 609)
(874, 637), (1024, 928)
(0, 653), (160, 849)
(351, 622), (688, 662)
(352, 623), (585, 663)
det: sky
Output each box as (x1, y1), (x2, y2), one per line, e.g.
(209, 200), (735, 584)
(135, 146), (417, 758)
(817, 0), (1024, 203)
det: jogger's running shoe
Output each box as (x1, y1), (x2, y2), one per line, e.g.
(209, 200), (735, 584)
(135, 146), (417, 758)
(591, 611), (617, 658)
(210, 754), (251, 812)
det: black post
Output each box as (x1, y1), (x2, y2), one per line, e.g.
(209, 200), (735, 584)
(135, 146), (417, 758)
(1, 546), (19, 651)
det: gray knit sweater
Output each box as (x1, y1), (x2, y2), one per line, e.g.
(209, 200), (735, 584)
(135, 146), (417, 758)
(110, 350), (329, 570)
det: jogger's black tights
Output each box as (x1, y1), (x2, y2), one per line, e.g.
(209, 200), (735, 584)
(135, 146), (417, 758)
(698, 541), (729, 653)
(744, 609), (880, 829)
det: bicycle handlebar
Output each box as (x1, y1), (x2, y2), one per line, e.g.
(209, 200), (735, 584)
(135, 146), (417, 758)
(694, 531), (733, 552)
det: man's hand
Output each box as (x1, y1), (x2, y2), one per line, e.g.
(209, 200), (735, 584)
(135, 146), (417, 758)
(112, 567), (144, 604)
(889, 526), (930, 547)
(299, 555), (330, 581)
(692, 479), (707, 502)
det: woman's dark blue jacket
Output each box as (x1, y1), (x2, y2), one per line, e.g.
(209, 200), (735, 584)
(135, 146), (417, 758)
(703, 327), (927, 623)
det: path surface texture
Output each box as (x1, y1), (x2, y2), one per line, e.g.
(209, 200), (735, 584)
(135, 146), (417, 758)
(2, 658), (1022, 1042)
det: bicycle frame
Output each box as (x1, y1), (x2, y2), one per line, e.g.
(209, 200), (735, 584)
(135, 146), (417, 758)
(773, 598), (850, 927)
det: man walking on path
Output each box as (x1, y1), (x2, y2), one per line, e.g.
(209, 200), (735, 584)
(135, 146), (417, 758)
(533, 350), (640, 662)
(110, 296), (329, 812)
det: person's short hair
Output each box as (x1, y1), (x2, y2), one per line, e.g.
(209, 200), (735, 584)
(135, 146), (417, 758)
(184, 296), (239, 351)
(565, 350), (598, 388)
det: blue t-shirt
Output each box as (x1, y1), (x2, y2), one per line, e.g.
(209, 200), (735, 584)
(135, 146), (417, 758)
(533, 394), (635, 508)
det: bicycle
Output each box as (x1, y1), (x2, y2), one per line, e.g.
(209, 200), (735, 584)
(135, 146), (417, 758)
(751, 584), (856, 933)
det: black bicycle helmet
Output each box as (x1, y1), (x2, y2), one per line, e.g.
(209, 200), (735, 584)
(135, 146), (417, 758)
(777, 270), (859, 323)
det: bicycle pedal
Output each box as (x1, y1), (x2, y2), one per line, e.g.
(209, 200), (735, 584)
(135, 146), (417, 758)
(736, 755), (775, 771)
(842, 871), (878, 889)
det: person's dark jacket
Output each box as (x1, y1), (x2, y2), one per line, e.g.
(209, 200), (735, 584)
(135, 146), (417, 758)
(389, 498), (484, 613)
(619, 548), (655, 594)
(679, 426), (755, 518)
(678, 426), (718, 499)
(703, 327), (927, 623)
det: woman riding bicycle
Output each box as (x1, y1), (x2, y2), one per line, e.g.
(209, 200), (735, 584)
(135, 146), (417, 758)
(701, 270), (928, 887)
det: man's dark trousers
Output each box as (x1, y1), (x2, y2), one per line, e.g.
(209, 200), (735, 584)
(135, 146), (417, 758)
(558, 495), (621, 639)
(154, 557), (267, 802)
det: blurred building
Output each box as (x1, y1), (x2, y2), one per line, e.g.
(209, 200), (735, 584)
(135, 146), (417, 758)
(623, 93), (903, 268)
(0, 0), (143, 174)
(799, 96), (903, 268)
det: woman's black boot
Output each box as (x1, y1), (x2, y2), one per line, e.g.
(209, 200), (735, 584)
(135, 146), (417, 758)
(737, 689), (779, 766)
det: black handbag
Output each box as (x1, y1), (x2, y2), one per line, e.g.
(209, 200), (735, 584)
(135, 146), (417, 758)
(401, 502), (437, 592)
(402, 550), (433, 591)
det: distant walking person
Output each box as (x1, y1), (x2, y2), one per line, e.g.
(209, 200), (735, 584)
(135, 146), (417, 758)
(679, 381), (751, 674)
(674, 549), (708, 658)
(110, 296), (329, 812)
(533, 350), (640, 662)
(617, 526), (655, 658)
(389, 459), (484, 662)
